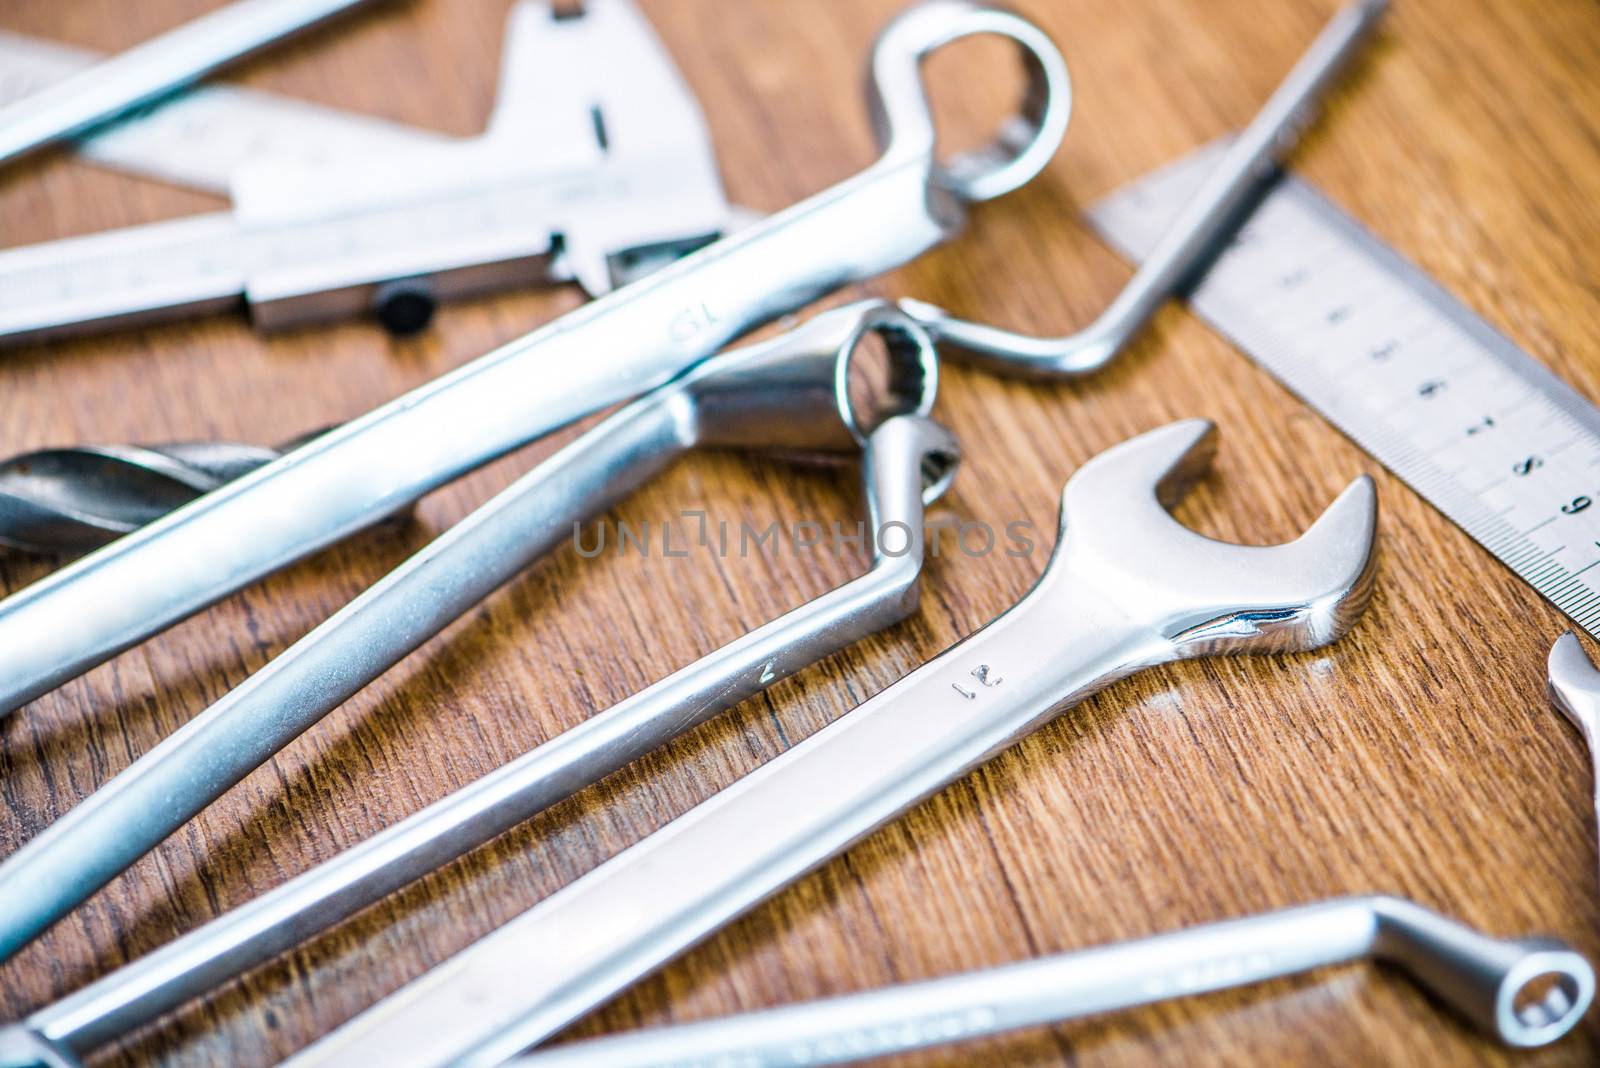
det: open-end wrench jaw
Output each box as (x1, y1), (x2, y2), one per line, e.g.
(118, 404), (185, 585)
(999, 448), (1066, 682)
(1048, 418), (1378, 660)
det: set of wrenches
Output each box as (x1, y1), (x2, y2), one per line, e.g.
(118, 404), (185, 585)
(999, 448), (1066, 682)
(0, 0), (1594, 1065)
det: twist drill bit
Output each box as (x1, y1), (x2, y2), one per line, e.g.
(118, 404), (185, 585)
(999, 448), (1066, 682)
(0, 432), (328, 556)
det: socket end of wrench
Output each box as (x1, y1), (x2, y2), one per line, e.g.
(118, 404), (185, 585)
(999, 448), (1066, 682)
(1369, 896), (1594, 1048)
(1548, 631), (1600, 744)
(1056, 418), (1378, 656)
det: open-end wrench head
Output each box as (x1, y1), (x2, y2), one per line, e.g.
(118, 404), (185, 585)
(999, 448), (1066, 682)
(1053, 419), (1377, 657)
(1548, 632), (1600, 746)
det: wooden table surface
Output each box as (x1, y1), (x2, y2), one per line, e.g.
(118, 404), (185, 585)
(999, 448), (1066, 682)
(3, 0), (1599, 1064)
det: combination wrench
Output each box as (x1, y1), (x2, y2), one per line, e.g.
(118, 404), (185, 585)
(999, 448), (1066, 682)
(274, 418), (1379, 1068)
(512, 895), (1593, 1065)
(0, 415), (957, 1068)
(0, 0), (1070, 717)
(0, 301), (941, 964)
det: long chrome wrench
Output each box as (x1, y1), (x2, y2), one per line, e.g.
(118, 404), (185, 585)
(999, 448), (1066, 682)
(0, 0), (383, 169)
(0, 0), (1071, 717)
(512, 896), (1594, 1065)
(902, 0), (1386, 377)
(277, 420), (1379, 1068)
(0, 414), (956, 1068)
(0, 300), (941, 964)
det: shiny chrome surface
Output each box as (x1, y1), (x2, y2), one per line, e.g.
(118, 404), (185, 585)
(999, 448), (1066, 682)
(901, 0), (1385, 377)
(0, 431), (340, 556)
(0, 300), (940, 969)
(279, 419), (1378, 1068)
(0, 0), (381, 168)
(2, 406), (956, 1067)
(0, 0), (1070, 717)
(512, 895), (1593, 1066)
(1547, 632), (1600, 874)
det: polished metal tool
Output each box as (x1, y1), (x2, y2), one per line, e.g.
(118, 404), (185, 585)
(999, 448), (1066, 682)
(0, 0), (736, 340)
(0, 0), (381, 169)
(0, 425), (957, 1068)
(1546, 632), (1600, 866)
(0, 0), (1069, 719)
(0, 431), (335, 556)
(1088, 129), (1600, 644)
(279, 420), (1379, 1068)
(0, 300), (943, 965)
(511, 895), (1593, 1066)
(901, 0), (1385, 376)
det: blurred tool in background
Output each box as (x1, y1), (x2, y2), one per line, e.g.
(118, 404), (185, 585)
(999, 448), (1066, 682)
(0, 0), (383, 169)
(0, 0), (736, 342)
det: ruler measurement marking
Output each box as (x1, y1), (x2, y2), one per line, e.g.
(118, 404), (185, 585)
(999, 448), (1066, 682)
(1091, 145), (1600, 641)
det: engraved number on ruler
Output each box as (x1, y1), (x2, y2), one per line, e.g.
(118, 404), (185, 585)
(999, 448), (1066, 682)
(1090, 142), (1600, 638)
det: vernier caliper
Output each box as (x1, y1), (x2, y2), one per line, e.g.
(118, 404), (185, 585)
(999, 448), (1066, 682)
(0, 0), (736, 341)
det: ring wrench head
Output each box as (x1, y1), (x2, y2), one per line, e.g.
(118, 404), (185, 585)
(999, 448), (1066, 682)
(1370, 895), (1594, 1049)
(867, 0), (1072, 203)
(1045, 419), (1378, 657)
(685, 300), (940, 457)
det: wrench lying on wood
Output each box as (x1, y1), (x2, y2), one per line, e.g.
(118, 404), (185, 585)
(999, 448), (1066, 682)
(0, 300), (941, 965)
(0, 419), (957, 1068)
(0, 0), (1070, 717)
(511, 895), (1593, 1066)
(274, 418), (1379, 1068)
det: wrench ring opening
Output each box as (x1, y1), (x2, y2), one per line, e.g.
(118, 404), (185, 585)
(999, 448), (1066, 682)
(834, 307), (939, 450)
(867, 1), (1071, 203)
(1496, 951), (1594, 1048)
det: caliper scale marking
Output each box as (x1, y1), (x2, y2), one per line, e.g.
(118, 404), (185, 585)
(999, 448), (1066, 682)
(1090, 143), (1600, 639)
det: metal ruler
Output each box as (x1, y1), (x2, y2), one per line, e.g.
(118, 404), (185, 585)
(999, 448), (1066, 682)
(1090, 143), (1600, 638)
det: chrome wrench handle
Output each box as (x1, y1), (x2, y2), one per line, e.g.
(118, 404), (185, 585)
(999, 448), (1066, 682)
(7, 414), (955, 1068)
(0, 301), (937, 966)
(0, 0), (384, 169)
(512, 896), (1593, 1066)
(0, 0), (1070, 717)
(280, 420), (1377, 1068)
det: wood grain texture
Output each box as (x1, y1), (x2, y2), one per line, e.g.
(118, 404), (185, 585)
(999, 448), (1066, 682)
(2, 0), (1599, 1064)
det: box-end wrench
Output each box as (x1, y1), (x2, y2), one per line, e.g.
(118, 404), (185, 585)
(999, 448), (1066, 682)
(0, 300), (942, 965)
(274, 419), (1378, 1068)
(0, 426), (958, 1068)
(901, 0), (1386, 377)
(0, 0), (1069, 719)
(511, 895), (1594, 1066)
